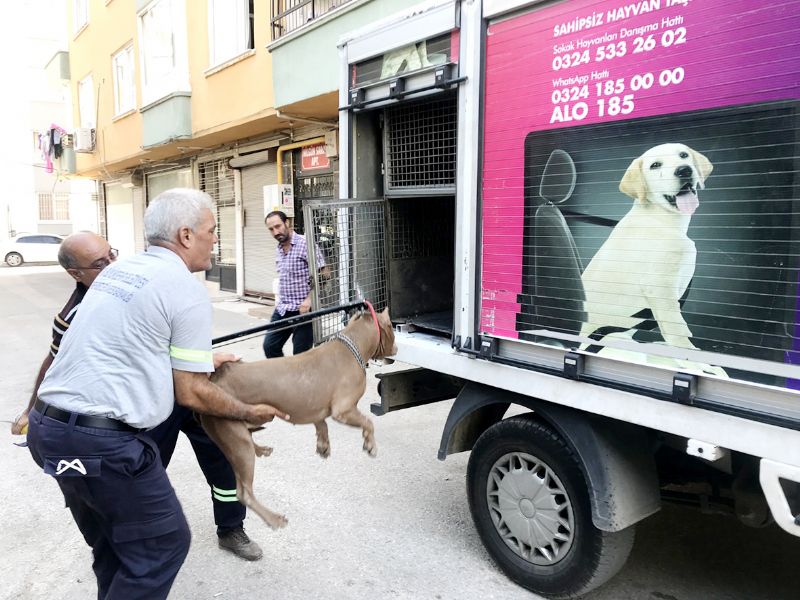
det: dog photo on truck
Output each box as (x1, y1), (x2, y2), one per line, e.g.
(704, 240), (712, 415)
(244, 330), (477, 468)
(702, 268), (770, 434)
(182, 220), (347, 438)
(517, 101), (800, 386)
(477, 0), (800, 390)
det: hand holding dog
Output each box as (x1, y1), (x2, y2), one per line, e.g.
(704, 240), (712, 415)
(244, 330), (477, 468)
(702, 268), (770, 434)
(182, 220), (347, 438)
(246, 404), (290, 426)
(213, 352), (241, 369)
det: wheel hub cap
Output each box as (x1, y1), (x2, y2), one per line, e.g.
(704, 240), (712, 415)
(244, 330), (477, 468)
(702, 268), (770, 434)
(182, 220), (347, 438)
(519, 498), (536, 518)
(487, 452), (575, 565)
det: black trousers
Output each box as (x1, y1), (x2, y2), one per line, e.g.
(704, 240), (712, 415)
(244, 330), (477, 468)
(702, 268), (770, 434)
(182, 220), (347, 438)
(262, 308), (314, 358)
(27, 408), (191, 600)
(146, 404), (246, 533)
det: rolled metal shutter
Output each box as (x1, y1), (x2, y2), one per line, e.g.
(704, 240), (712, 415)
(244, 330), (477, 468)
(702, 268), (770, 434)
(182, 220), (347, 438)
(242, 161), (279, 298)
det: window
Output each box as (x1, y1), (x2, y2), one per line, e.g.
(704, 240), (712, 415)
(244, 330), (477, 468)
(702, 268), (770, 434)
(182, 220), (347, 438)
(208, 0), (254, 67)
(112, 44), (136, 116)
(19, 235), (62, 244)
(77, 75), (95, 128)
(73, 0), (89, 33)
(146, 167), (193, 202)
(271, 0), (355, 40)
(138, 0), (190, 105)
(352, 33), (453, 87)
(38, 193), (71, 221)
(141, 1), (175, 86)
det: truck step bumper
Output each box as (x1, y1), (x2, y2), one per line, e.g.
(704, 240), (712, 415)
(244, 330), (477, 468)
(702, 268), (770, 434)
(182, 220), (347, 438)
(759, 459), (800, 537)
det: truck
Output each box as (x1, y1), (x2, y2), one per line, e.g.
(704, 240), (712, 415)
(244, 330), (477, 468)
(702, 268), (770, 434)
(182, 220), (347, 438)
(301, 0), (800, 597)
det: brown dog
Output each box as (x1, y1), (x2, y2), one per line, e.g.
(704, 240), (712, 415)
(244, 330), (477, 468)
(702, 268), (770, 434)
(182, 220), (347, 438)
(202, 307), (397, 529)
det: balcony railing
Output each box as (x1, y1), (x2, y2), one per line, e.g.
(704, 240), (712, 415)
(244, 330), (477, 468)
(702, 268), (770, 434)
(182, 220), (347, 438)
(271, 0), (355, 41)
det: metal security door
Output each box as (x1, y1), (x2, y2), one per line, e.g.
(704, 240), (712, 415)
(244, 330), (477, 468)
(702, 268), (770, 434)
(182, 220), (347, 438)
(199, 159), (237, 290)
(292, 139), (336, 235)
(383, 92), (458, 196)
(242, 162), (279, 297)
(303, 198), (387, 342)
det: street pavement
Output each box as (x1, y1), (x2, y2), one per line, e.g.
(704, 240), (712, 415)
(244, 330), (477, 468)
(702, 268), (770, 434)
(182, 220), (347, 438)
(1, 265), (798, 599)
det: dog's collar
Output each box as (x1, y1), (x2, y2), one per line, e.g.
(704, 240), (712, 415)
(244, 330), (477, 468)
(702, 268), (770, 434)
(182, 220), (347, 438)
(332, 332), (368, 372)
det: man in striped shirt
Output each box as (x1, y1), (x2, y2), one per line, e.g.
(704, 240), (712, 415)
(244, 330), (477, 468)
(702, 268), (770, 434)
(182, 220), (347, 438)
(263, 210), (327, 358)
(12, 230), (264, 562)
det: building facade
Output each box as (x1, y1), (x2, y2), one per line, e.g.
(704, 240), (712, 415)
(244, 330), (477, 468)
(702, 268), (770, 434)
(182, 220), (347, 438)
(63, 0), (406, 295)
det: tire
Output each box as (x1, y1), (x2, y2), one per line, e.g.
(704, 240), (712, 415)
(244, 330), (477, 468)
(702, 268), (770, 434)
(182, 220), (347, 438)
(5, 252), (23, 267)
(467, 416), (635, 599)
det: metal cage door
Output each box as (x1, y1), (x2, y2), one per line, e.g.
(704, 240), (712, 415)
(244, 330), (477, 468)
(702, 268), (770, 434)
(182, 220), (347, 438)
(303, 197), (388, 343)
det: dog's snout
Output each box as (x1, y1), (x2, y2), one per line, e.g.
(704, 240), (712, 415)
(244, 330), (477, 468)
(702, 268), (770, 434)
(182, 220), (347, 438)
(675, 165), (693, 179)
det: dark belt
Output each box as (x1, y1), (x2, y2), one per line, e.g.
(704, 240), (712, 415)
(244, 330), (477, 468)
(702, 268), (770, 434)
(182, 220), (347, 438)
(34, 398), (140, 433)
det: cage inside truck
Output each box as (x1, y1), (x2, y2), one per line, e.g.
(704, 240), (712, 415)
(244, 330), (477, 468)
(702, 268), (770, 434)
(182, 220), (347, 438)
(303, 0), (800, 597)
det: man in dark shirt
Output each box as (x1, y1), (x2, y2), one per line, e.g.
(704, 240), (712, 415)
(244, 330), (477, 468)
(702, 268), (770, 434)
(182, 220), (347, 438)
(12, 231), (263, 561)
(12, 231), (111, 434)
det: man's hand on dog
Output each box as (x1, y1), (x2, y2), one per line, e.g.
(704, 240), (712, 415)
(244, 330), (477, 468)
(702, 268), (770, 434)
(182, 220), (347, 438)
(246, 404), (290, 426)
(213, 352), (241, 369)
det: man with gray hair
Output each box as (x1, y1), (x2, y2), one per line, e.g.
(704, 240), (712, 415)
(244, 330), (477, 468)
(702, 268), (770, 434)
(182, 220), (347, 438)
(25, 189), (288, 600)
(13, 230), (264, 561)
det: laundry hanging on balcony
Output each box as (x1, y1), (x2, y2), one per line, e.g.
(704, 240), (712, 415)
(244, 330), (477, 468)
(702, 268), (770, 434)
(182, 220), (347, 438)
(38, 124), (68, 174)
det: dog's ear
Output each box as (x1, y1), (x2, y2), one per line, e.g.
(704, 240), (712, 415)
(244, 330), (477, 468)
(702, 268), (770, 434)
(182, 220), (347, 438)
(619, 157), (646, 203)
(689, 148), (713, 186)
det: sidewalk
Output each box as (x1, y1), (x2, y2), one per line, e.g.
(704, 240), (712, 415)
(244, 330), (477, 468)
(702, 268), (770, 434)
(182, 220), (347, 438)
(203, 281), (282, 357)
(204, 280), (274, 320)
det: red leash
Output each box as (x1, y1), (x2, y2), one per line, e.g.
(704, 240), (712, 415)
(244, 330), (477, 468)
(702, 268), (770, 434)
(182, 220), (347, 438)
(364, 300), (381, 340)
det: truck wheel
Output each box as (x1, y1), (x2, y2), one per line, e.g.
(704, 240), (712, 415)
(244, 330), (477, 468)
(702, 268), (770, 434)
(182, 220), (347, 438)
(467, 416), (634, 599)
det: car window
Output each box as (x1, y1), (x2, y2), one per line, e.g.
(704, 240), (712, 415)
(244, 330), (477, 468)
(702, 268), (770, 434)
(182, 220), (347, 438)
(16, 235), (61, 244)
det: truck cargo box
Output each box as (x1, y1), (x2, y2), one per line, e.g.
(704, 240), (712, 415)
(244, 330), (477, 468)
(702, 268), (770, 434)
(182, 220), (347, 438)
(317, 1), (800, 597)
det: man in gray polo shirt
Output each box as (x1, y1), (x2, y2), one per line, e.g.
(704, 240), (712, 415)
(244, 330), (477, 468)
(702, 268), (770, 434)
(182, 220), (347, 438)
(26, 189), (287, 600)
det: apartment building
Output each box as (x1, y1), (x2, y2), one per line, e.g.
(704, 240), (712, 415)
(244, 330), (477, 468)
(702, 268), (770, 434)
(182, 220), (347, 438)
(63, 0), (412, 295)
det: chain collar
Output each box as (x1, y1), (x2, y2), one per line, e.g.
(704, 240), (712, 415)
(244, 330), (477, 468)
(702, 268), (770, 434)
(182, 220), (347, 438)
(331, 332), (368, 372)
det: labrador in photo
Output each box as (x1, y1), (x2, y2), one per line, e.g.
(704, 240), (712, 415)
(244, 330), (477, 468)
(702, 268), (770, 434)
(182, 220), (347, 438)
(579, 143), (726, 376)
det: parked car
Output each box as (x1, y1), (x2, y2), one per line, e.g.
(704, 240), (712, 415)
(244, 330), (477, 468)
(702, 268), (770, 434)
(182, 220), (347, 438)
(2, 233), (64, 267)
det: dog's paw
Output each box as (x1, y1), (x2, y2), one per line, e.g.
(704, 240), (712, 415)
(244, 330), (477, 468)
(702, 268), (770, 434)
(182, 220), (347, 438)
(254, 444), (273, 457)
(363, 441), (378, 458)
(316, 444), (331, 459)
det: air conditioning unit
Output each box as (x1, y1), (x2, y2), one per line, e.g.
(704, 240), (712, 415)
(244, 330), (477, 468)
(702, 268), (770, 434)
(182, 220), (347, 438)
(74, 127), (96, 153)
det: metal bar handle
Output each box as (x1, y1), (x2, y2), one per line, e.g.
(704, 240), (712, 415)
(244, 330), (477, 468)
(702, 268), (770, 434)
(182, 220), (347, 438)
(211, 300), (367, 346)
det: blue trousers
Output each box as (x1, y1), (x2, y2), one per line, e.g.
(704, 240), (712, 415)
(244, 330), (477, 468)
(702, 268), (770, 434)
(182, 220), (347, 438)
(27, 408), (191, 600)
(262, 308), (314, 358)
(146, 404), (245, 533)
